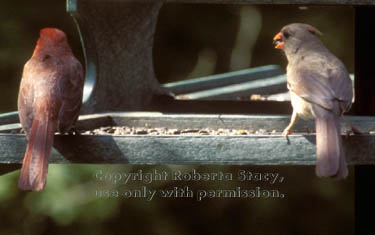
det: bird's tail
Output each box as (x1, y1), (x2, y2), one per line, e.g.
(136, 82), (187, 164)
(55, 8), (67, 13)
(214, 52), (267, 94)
(315, 107), (348, 179)
(18, 118), (56, 191)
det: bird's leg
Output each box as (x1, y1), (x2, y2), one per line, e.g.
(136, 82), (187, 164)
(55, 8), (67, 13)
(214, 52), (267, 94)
(342, 116), (363, 135)
(282, 110), (298, 137)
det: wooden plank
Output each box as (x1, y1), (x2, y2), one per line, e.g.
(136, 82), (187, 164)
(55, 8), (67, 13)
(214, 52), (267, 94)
(163, 65), (283, 95)
(1, 113), (373, 166)
(1, 114), (374, 165)
(169, 74), (353, 101)
(90, 112), (375, 132)
(0, 113), (113, 133)
(175, 74), (287, 100)
(1, 112), (373, 133)
(0, 123), (22, 133)
(0, 112), (19, 126)
(1, 133), (374, 165)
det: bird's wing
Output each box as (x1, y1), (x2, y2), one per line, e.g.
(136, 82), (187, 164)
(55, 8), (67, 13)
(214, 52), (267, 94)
(288, 59), (353, 114)
(58, 56), (84, 132)
(18, 59), (36, 136)
(288, 65), (337, 112)
(326, 62), (353, 112)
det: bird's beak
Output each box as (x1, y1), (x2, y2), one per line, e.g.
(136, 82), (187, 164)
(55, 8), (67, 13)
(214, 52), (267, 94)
(273, 32), (284, 49)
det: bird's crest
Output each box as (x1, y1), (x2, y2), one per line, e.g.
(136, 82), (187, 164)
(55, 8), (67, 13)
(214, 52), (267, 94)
(32, 28), (68, 56)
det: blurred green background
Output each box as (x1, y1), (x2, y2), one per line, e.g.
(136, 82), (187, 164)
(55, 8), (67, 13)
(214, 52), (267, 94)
(0, 165), (354, 235)
(0, 1), (354, 234)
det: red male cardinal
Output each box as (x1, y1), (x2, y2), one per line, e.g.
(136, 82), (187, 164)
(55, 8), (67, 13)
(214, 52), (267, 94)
(18, 28), (84, 191)
(273, 23), (353, 179)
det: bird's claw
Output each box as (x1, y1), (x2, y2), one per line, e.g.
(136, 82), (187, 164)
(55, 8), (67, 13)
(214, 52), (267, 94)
(282, 129), (291, 138)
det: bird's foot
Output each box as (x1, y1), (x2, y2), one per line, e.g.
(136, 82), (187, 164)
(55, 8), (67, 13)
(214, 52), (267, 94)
(282, 129), (291, 138)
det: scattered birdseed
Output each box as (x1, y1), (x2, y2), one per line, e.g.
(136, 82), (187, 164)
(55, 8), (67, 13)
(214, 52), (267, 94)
(78, 126), (278, 136)
(4, 125), (367, 136)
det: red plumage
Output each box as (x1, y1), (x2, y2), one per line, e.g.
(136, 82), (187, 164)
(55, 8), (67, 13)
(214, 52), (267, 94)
(18, 28), (84, 191)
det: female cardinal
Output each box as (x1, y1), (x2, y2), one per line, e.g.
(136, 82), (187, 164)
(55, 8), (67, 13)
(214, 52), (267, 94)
(273, 23), (353, 179)
(18, 28), (84, 191)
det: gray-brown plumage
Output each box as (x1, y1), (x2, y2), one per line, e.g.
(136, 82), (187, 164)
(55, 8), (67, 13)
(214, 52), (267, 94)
(18, 28), (84, 191)
(273, 23), (353, 178)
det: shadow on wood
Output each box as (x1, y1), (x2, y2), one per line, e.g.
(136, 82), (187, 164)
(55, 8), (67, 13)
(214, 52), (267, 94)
(0, 164), (21, 176)
(53, 134), (128, 163)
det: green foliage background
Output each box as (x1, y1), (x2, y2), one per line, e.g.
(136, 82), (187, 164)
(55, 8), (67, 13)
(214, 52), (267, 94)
(0, 1), (354, 234)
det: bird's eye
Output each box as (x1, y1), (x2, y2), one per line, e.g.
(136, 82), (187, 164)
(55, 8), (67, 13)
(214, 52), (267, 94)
(283, 31), (290, 38)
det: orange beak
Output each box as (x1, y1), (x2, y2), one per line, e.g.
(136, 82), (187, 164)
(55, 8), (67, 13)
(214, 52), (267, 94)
(273, 32), (284, 49)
